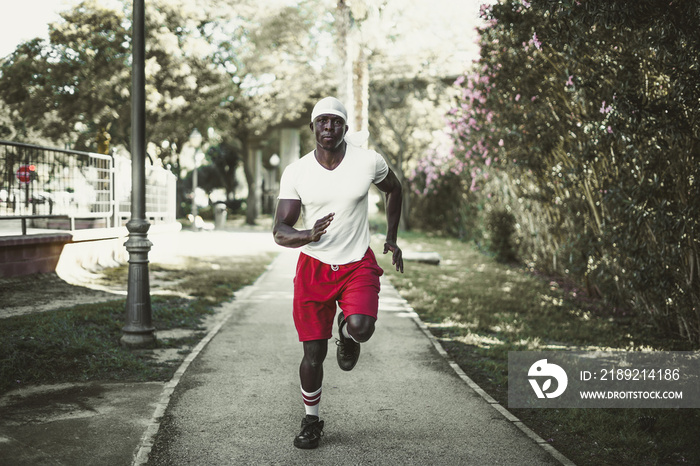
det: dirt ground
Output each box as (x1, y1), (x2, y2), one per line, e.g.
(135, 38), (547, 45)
(0, 273), (123, 319)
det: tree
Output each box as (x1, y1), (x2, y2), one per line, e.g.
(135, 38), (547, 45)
(0, 0), (226, 158)
(369, 74), (456, 230)
(202, 0), (336, 223)
(0, 0), (335, 222)
(1, 0), (482, 230)
(0, 1), (131, 152)
(335, 0), (482, 230)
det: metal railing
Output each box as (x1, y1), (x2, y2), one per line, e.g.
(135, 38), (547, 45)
(0, 140), (176, 234)
(113, 154), (177, 225)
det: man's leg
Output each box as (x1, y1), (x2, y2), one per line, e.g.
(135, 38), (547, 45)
(336, 312), (376, 371)
(295, 340), (327, 449)
(335, 247), (383, 371)
(300, 340), (327, 400)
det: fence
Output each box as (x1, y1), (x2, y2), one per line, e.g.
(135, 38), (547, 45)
(112, 154), (177, 226)
(0, 140), (177, 234)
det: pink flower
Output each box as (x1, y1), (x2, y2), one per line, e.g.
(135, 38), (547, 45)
(515, 94), (521, 102)
(600, 101), (612, 114)
(565, 75), (574, 86)
(607, 126), (613, 134)
(531, 33), (542, 50)
(479, 3), (492, 18)
(498, 139), (504, 147)
(470, 177), (478, 192)
(522, 0), (531, 7)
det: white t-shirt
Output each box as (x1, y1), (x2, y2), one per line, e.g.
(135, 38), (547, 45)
(278, 145), (389, 265)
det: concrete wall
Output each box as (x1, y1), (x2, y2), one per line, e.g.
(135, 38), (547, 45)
(0, 234), (73, 277)
(0, 223), (181, 280)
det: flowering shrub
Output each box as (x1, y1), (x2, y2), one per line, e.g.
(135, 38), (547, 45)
(413, 0), (700, 344)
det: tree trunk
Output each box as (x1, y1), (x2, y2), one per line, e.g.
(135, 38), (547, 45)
(243, 145), (257, 225)
(336, 0), (370, 136)
(400, 175), (410, 231)
(336, 1), (351, 103)
(353, 46), (369, 136)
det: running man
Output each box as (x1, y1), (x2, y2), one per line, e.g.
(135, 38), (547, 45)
(273, 97), (404, 449)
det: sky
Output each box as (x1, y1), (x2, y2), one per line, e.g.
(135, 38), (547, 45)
(0, 0), (76, 58)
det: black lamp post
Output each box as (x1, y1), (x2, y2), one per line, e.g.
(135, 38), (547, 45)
(121, 0), (155, 347)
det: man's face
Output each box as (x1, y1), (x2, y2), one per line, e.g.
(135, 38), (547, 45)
(311, 114), (347, 151)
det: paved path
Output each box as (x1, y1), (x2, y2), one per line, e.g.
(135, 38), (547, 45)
(143, 249), (567, 465)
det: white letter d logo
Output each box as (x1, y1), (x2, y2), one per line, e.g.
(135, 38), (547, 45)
(528, 359), (568, 399)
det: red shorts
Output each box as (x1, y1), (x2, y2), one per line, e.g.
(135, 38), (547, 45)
(293, 248), (384, 342)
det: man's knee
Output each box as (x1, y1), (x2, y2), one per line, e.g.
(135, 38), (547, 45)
(345, 314), (376, 342)
(302, 340), (327, 367)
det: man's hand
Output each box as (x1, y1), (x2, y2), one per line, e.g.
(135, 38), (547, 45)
(309, 213), (334, 242)
(383, 240), (404, 273)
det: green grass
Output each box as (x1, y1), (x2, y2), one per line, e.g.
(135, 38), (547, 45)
(0, 253), (274, 396)
(0, 297), (194, 393)
(373, 230), (700, 466)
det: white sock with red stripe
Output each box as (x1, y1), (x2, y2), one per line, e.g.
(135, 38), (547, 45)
(301, 386), (322, 417)
(340, 317), (360, 343)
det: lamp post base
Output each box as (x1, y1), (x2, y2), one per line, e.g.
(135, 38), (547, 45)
(121, 218), (156, 348)
(120, 328), (156, 348)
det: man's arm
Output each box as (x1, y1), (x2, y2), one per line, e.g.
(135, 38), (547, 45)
(375, 169), (404, 273)
(273, 198), (334, 248)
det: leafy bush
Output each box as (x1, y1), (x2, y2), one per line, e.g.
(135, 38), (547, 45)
(413, 0), (700, 343)
(486, 208), (517, 263)
(409, 170), (478, 239)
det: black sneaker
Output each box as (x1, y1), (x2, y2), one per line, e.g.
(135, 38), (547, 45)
(336, 311), (361, 371)
(293, 415), (324, 449)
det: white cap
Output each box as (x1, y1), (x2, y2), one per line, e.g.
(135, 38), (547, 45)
(311, 97), (347, 123)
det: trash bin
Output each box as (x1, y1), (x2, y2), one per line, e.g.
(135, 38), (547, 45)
(214, 202), (227, 230)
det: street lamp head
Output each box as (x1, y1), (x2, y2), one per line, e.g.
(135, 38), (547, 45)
(189, 128), (202, 148)
(269, 153), (280, 167)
